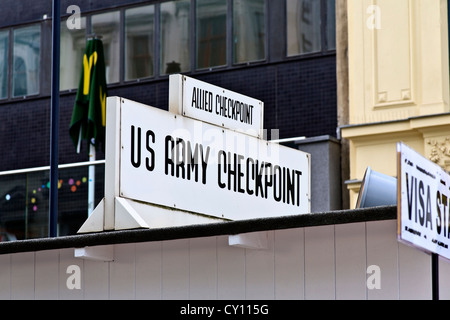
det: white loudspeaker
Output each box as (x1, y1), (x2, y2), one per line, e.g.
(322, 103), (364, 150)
(356, 167), (397, 208)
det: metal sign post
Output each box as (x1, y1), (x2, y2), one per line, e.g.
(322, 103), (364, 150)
(49, 0), (60, 237)
(432, 253), (439, 300)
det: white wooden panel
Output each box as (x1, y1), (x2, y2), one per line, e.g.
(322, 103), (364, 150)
(83, 257), (109, 300)
(35, 249), (59, 299)
(245, 231), (275, 299)
(135, 241), (162, 299)
(439, 257), (450, 299)
(398, 242), (431, 300)
(162, 239), (189, 299)
(0, 254), (11, 299)
(366, 220), (398, 300)
(110, 243), (135, 299)
(189, 236), (218, 300)
(335, 222), (367, 300)
(217, 235), (246, 299)
(10, 252), (35, 300)
(2, 217), (446, 300)
(274, 228), (304, 300)
(59, 248), (84, 300)
(304, 225), (335, 300)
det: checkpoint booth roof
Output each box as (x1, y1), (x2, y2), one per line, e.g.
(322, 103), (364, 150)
(78, 75), (311, 233)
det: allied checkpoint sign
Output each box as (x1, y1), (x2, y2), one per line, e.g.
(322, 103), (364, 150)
(398, 142), (450, 260)
(169, 74), (264, 138)
(120, 98), (310, 221)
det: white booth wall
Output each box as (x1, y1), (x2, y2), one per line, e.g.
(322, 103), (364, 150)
(0, 218), (447, 300)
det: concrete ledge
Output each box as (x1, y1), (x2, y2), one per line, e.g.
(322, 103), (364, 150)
(0, 206), (397, 255)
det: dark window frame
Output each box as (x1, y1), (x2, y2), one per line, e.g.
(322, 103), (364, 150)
(0, 22), (43, 102)
(0, 0), (337, 100)
(284, 0), (336, 60)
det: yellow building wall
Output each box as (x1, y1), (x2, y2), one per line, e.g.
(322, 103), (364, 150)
(341, 0), (450, 208)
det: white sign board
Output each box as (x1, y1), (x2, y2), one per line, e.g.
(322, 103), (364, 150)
(120, 98), (310, 221)
(169, 74), (264, 138)
(398, 142), (450, 260)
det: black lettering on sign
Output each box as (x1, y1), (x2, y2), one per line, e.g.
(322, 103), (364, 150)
(131, 125), (141, 168)
(217, 151), (226, 189)
(187, 142), (200, 182)
(176, 138), (186, 179)
(146, 130), (155, 171)
(165, 135), (175, 176)
(215, 94), (255, 125)
(130, 125), (155, 172)
(191, 87), (213, 113)
(217, 150), (303, 206)
(436, 191), (450, 238)
(165, 135), (210, 184)
(405, 172), (433, 231)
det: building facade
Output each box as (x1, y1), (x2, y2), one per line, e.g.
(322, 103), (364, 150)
(2, 0), (450, 302)
(340, 0), (450, 207)
(0, 0), (338, 240)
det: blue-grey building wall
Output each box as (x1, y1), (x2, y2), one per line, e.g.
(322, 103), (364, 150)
(0, 0), (337, 171)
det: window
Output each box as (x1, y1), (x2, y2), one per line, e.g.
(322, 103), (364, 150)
(326, 0), (336, 50)
(196, 0), (227, 69)
(0, 162), (105, 239)
(0, 1), (337, 98)
(233, 0), (266, 64)
(125, 5), (155, 81)
(92, 11), (120, 84)
(160, 0), (191, 75)
(0, 30), (8, 99)
(60, 17), (86, 91)
(55, 1), (299, 87)
(12, 25), (40, 97)
(286, 0), (335, 56)
(287, 0), (321, 55)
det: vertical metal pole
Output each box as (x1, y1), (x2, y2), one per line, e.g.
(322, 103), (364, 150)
(432, 253), (439, 300)
(49, 0), (60, 237)
(88, 144), (96, 216)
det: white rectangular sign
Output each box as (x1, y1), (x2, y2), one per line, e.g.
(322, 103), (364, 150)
(398, 142), (450, 260)
(120, 99), (310, 221)
(169, 74), (264, 138)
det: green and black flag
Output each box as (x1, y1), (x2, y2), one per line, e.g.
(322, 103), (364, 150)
(69, 38), (107, 153)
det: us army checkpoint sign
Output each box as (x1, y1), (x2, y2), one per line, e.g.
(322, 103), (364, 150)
(120, 98), (310, 221)
(78, 96), (310, 233)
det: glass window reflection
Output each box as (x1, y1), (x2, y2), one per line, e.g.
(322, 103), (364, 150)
(125, 5), (155, 80)
(286, 0), (321, 56)
(160, 0), (190, 75)
(60, 17), (86, 91)
(196, 0), (227, 69)
(12, 25), (40, 97)
(233, 0), (266, 64)
(0, 164), (105, 240)
(0, 30), (8, 99)
(327, 0), (336, 50)
(92, 11), (120, 84)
